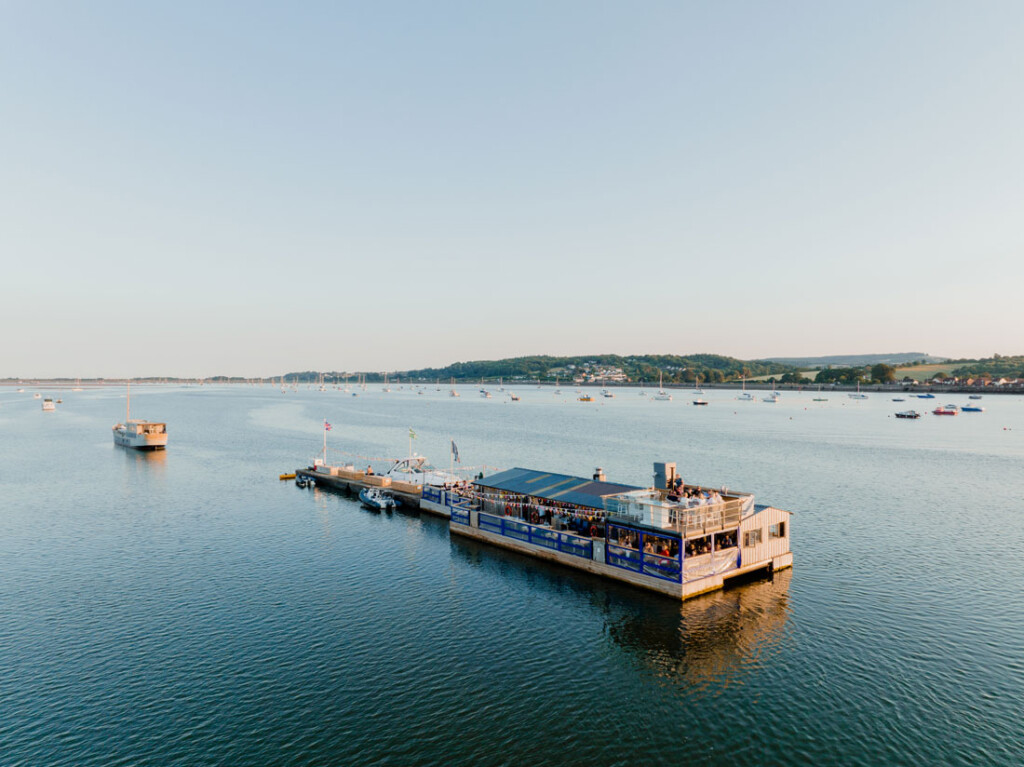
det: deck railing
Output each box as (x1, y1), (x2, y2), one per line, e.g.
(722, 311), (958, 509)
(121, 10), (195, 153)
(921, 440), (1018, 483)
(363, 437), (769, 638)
(477, 513), (593, 559)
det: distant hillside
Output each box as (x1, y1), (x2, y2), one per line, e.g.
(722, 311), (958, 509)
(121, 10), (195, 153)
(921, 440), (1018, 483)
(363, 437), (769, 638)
(283, 354), (799, 385)
(757, 352), (944, 368)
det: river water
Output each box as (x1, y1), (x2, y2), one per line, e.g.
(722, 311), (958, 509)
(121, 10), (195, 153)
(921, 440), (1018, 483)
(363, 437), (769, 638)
(2, 384), (1022, 766)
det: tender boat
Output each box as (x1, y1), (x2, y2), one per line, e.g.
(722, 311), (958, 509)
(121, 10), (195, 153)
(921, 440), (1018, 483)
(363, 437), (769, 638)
(895, 410), (921, 419)
(359, 487), (396, 511)
(932, 404), (959, 416)
(42, 397), (56, 411)
(112, 383), (168, 450)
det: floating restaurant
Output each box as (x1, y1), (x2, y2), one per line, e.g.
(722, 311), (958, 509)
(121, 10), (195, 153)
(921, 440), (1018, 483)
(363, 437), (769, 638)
(431, 462), (792, 601)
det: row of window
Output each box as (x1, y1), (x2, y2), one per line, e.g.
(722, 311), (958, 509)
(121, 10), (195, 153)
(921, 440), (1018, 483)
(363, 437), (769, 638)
(743, 522), (786, 547)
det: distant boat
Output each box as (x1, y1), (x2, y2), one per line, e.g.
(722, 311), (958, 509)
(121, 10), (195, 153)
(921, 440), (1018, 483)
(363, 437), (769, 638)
(42, 397), (56, 412)
(33, 393), (41, 399)
(510, 393), (520, 401)
(762, 393), (779, 403)
(961, 404), (985, 412)
(892, 397), (906, 402)
(112, 383), (168, 450)
(692, 399), (708, 406)
(450, 377), (460, 397)
(481, 390), (492, 398)
(916, 393), (935, 399)
(737, 376), (754, 401)
(602, 390), (615, 398)
(895, 410), (921, 419)
(578, 394), (594, 402)
(654, 373), (672, 401)
(932, 404), (959, 416)
(968, 394), (982, 400)
(848, 382), (868, 400)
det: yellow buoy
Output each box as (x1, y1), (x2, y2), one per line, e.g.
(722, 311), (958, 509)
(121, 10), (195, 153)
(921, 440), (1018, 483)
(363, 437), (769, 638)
(279, 473), (296, 480)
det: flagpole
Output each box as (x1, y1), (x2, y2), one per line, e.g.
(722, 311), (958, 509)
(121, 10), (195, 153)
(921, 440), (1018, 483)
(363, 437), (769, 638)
(323, 418), (327, 466)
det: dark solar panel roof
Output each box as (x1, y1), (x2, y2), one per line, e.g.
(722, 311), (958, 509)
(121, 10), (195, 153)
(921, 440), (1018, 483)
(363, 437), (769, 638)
(474, 467), (641, 510)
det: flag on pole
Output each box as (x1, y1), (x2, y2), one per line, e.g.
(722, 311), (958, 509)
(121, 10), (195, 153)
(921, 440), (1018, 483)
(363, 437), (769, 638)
(451, 440), (460, 463)
(324, 420), (332, 431)
(409, 427), (417, 439)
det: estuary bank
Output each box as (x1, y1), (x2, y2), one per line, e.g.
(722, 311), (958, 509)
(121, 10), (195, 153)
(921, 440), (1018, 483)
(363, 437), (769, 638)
(302, 458), (793, 602)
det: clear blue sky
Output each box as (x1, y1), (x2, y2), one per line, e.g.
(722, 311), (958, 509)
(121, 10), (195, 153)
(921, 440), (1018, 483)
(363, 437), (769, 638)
(2, 1), (1022, 377)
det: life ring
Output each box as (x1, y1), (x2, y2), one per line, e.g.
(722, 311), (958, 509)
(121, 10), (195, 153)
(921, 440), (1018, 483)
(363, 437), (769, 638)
(530, 510), (540, 524)
(590, 525), (599, 538)
(505, 504), (512, 516)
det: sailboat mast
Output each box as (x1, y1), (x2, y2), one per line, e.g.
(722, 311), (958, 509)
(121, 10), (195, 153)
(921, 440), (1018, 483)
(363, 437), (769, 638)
(126, 381), (131, 422)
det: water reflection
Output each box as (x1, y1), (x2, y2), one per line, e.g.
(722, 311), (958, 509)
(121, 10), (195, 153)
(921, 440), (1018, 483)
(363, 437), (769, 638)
(119, 446), (168, 472)
(604, 569), (792, 687)
(449, 534), (791, 685)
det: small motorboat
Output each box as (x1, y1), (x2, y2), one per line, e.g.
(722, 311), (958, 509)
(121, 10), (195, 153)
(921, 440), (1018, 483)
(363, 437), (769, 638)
(968, 394), (983, 400)
(509, 393), (520, 401)
(359, 487), (397, 512)
(295, 474), (315, 488)
(892, 397), (906, 402)
(961, 404), (985, 412)
(917, 393), (936, 399)
(578, 394), (594, 402)
(932, 404), (959, 416)
(692, 399), (709, 406)
(895, 410), (921, 419)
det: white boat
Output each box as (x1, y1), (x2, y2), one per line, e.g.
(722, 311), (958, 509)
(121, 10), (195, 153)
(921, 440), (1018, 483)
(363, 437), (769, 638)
(72, 378), (83, 392)
(42, 397), (56, 411)
(737, 376), (754, 401)
(762, 393), (779, 403)
(602, 390), (615, 398)
(112, 383), (168, 450)
(384, 455), (461, 488)
(654, 373), (672, 401)
(848, 382), (868, 399)
(450, 377), (460, 397)
(968, 394), (983, 400)
(480, 390), (492, 398)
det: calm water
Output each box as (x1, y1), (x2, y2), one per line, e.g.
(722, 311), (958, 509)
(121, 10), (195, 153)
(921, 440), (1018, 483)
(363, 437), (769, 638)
(2, 385), (1023, 766)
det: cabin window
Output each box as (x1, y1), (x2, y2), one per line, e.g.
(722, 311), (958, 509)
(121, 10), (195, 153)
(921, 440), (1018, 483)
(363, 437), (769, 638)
(743, 529), (762, 547)
(769, 522), (786, 539)
(715, 530), (737, 549)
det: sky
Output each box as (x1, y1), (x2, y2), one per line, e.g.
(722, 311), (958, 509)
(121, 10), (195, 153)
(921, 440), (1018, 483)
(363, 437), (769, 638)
(2, 1), (1022, 378)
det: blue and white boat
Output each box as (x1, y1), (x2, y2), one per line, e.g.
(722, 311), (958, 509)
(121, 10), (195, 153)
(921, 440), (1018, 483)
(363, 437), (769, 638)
(961, 404), (985, 412)
(359, 487), (397, 512)
(916, 393), (936, 399)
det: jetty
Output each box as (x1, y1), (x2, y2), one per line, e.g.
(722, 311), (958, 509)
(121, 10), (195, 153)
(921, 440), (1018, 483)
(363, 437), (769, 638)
(300, 454), (793, 602)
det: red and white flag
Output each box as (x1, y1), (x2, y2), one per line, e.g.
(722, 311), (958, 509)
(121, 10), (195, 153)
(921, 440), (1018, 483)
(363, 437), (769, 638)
(324, 420), (332, 431)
